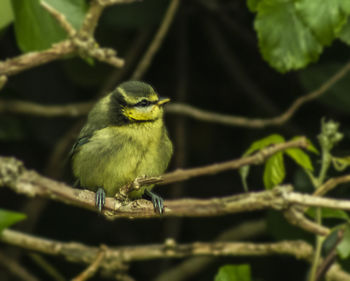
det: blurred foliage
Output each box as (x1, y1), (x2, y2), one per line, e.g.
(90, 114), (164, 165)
(214, 264), (251, 281)
(0, 0), (13, 30)
(0, 209), (26, 233)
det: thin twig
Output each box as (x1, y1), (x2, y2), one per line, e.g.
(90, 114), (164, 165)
(284, 206), (330, 236)
(0, 99), (93, 117)
(132, 0), (180, 80)
(0, 41), (75, 76)
(0, 0), (125, 78)
(29, 253), (66, 281)
(0, 75), (7, 90)
(81, 0), (104, 35)
(0, 251), (40, 281)
(41, 1), (76, 36)
(154, 220), (267, 281)
(131, 137), (309, 187)
(1, 59), (350, 129)
(72, 245), (107, 281)
(314, 174), (350, 197)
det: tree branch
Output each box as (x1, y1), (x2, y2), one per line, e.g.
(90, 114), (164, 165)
(0, 0), (126, 79)
(0, 139), (309, 217)
(0, 229), (313, 268)
(132, 0), (180, 80)
(1, 61), (350, 129)
(1, 229), (349, 281)
(129, 137), (308, 188)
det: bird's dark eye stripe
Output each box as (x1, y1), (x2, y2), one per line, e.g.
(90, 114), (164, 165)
(135, 99), (155, 107)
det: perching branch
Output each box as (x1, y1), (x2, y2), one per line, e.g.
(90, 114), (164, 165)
(0, 139), (308, 217)
(0, 137), (346, 236)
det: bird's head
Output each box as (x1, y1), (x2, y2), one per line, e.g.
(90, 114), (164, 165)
(109, 81), (170, 124)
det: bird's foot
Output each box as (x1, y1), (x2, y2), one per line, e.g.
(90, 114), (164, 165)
(95, 187), (106, 212)
(144, 189), (164, 214)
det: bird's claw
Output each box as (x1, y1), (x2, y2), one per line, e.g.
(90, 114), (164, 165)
(95, 188), (106, 212)
(145, 189), (164, 214)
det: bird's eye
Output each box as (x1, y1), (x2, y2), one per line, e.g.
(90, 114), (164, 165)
(136, 99), (151, 107)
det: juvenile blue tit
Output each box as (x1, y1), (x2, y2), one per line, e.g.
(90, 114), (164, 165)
(70, 81), (173, 213)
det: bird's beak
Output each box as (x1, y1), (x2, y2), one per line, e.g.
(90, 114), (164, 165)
(157, 97), (171, 106)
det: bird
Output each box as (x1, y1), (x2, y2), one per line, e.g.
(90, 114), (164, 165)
(70, 81), (173, 213)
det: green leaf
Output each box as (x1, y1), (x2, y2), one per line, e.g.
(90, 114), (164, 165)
(0, 209), (26, 233)
(239, 165), (250, 192)
(0, 0), (14, 30)
(337, 224), (350, 259)
(254, 0), (322, 73)
(263, 152), (285, 189)
(339, 17), (350, 45)
(214, 264), (251, 281)
(285, 148), (314, 171)
(295, 0), (350, 46)
(11, 0), (87, 52)
(247, 0), (263, 12)
(306, 208), (349, 220)
(323, 227), (344, 256)
(243, 134), (285, 156)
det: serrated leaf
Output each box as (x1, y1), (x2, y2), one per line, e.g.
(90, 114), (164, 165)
(337, 224), (350, 259)
(295, 0), (350, 46)
(254, 0), (322, 73)
(285, 148), (314, 171)
(0, 0), (14, 30)
(243, 134), (285, 156)
(339, 17), (350, 45)
(239, 165), (250, 192)
(263, 152), (285, 189)
(332, 156), (350, 171)
(11, 0), (87, 52)
(214, 264), (251, 281)
(0, 209), (26, 233)
(306, 208), (349, 220)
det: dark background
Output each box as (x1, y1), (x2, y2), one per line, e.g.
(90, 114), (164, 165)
(1, 1), (350, 280)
